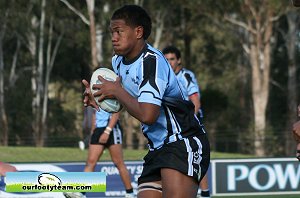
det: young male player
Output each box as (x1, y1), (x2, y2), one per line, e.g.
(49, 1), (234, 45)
(83, 5), (210, 198)
(163, 46), (210, 198)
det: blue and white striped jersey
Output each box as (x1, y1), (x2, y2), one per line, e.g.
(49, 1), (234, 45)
(176, 68), (203, 118)
(112, 44), (205, 150)
(176, 68), (199, 101)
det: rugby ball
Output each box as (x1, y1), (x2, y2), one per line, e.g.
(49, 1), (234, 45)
(90, 68), (122, 113)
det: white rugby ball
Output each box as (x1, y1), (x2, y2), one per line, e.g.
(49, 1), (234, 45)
(90, 68), (122, 113)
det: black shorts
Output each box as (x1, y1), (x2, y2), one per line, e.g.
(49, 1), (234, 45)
(138, 133), (210, 184)
(90, 123), (123, 147)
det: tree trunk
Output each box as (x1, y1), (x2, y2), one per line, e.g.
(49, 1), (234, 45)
(249, 7), (273, 156)
(285, 11), (299, 155)
(86, 0), (99, 70)
(30, 0), (46, 147)
(35, 0), (46, 147)
(41, 18), (63, 146)
(0, 16), (8, 146)
(95, 24), (103, 65)
(153, 10), (165, 49)
(29, 16), (38, 146)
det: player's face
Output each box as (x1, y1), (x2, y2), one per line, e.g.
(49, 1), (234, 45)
(164, 53), (181, 73)
(110, 19), (139, 59)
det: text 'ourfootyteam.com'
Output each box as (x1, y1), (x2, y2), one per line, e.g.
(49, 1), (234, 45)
(21, 184), (92, 192)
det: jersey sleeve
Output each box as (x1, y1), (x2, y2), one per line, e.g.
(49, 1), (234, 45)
(184, 70), (199, 96)
(111, 55), (121, 74)
(137, 52), (168, 106)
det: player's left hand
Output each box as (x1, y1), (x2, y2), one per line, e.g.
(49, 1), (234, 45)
(92, 76), (122, 101)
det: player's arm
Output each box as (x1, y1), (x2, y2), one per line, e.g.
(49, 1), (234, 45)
(0, 162), (17, 176)
(189, 93), (200, 114)
(85, 77), (160, 125)
(99, 112), (120, 144)
(107, 112), (119, 129)
(109, 85), (160, 125)
(293, 120), (300, 142)
(90, 110), (96, 134)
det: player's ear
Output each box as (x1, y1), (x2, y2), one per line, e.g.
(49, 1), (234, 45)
(136, 26), (143, 39)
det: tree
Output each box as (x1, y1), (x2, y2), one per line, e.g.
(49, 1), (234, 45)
(0, 10), (9, 146)
(25, 0), (65, 146)
(59, 0), (107, 71)
(225, 0), (284, 156)
(274, 8), (300, 155)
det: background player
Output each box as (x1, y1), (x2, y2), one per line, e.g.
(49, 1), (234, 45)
(64, 110), (134, 198)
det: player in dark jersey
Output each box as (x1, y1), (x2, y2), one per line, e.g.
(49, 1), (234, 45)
(163, 46), (210, 198)
(82, 5), (210, 198)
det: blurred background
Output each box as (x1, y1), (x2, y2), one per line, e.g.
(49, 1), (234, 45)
(0, 0), (299, 157)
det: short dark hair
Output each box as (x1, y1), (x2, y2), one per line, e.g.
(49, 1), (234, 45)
(111, 5), (152, 40)
(162, 46), (181, 59)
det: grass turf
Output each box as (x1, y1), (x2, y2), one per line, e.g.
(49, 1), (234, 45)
(0, 146), (255, 163)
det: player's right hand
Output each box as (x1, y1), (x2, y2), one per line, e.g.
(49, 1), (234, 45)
(82, 79), (99, 111)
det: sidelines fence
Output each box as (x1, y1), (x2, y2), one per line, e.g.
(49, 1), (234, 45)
(0, 158), (299, 197)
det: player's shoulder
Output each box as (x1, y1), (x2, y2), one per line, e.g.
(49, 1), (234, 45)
(112, 55), (123, 73)
(112, 55), (122, 65)
(143, 44), (165, 60)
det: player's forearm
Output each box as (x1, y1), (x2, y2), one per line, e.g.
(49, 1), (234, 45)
(91, 111), (96, 132)
(114, 87), (159, 125)
(107, 112), (120, 129)
(189, 94), (201, 114)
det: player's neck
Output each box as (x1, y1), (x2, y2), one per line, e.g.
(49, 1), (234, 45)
(124, 41), (146, 62)
(174, 66), (183, 74)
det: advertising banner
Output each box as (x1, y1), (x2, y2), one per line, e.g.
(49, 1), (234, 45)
(1, 158), (299, 197)
(0, 161), (143, 198)
(212, 158), (300, 196)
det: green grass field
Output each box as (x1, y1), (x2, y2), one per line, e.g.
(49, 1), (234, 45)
(1, 146), (299, 198)
(0, 146), (255, 163)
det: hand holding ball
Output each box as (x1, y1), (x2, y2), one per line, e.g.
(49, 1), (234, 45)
(90, 68), (122, 113)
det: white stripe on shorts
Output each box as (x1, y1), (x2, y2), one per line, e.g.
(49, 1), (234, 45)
(193, 136), (203, 179)
(113, 125), (122, 144)
(184, 138), (194, 176)
(193, 136), (203, 155)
